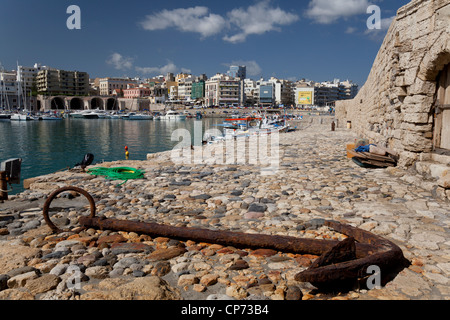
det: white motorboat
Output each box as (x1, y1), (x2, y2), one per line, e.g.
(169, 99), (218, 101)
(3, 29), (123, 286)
(108, 112), (122, 119)
(159, 110), (186, 120)
(82, 112), (99, 119)
(70, 110), (89, 118)
(82, 110), (107, 119)
(10, 113), (32, 121)
(0, 112), (10, 120)
(125, 112), (153, 120)
(41, 115), (63, 120)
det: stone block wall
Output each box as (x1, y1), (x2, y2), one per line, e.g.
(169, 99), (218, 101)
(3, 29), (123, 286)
(336, 0), (450, 167)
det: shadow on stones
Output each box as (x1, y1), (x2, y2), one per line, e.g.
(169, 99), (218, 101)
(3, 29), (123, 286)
(307, 257), (411, 295)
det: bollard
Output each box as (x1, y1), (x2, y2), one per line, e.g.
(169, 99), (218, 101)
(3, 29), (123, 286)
(331, 121), (335, 132)
(0, 171), (8, 201)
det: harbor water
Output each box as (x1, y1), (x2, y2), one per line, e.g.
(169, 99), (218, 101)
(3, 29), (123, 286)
(0, 117), (225, 195)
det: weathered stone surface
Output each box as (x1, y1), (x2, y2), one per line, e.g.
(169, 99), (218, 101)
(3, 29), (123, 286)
(7, 271), (39, 288)
(24, 274), (61, 295)
(0, 244), (41, 274)
(437, 173), (450, 189)
(80, 276), (181, 300)
(0, 288), (35, 300)
(147, 247), (187, 261)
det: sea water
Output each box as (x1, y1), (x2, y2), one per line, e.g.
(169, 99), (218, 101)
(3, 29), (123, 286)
(0, 117), (225, 195)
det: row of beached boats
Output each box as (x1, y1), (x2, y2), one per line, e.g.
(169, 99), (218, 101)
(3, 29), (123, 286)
(205, 115), (296, 144)
(0, 110), (192, 121)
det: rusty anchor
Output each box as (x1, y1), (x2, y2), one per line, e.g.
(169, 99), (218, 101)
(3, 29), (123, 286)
(42, 186), (409, 289)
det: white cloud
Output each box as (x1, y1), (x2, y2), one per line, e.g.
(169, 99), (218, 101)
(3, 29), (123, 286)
(346, 26), (357, 34)
(139, 1), (299, 43)
(306, 0), (371, 24)
(106, 53), (134, 70)
(223, 60), (262, 77)
(139, 6), (227, 38)
(135, 61), (180, 76)
(223, 0), (299, 43)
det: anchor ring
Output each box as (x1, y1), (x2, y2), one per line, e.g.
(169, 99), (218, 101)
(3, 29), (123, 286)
(42, 186), (96, 233)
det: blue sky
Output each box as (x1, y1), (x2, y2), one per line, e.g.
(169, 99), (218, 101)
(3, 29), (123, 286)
(0, 0), (410, 87)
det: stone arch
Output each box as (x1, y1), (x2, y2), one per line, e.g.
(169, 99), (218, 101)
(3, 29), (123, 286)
(91, 97), (104, 110)
(51, 97), (65, 110)
(418, 34), (450, 82)
(69, 97), (84, 110)
(106, 98), (117, 110)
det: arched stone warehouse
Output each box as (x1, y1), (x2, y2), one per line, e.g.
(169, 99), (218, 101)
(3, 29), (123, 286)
(106, 98), (118, 110)
(90, 97), (104, 110)
(50, 97), (65, 110)
(69, 97), (85, 110)
(336, 0), (450, 168)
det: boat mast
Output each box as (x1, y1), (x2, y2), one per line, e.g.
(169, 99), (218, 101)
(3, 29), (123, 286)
(0, 65), (3, 111)
(17, 61), (23, 112)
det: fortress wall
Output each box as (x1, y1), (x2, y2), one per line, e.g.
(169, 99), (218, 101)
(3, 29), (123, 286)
(336, 0), (450, 167)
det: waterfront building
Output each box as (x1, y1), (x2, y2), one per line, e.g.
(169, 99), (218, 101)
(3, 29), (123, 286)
(0, 70), (18, 109)
(243, 79), (258, 106)
(259, 81), (275, 107)
(123, 87), (152, 99)
(227, 65), (246, 80)
(295, 87), (315, 107)
(314, 82), (339, 106)
(191, 80), (205, 102)
(205, 74), (243, 107)
(175, 73), (192, 83)
(36, 69), (89, 96)
(166, 73), (175, 82)
(151, 83), (168, 100)
(168, 85), (178, 101)
(338, 80), (359, 100)
(177, 77), (193, 103)
(293, 79), (358, 107)
(99, 77), (138, 96)
(17, 63), (49, 91)
(268, 77), (295, 107)
(314, 79), (359, 106)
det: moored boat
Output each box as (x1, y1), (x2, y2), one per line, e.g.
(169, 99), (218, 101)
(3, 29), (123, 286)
(159, 110), (186, 120)
(10, 113), (32, 121)
(125, 112), (153, 120)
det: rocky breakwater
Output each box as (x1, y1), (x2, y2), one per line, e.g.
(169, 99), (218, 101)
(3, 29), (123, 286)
(1, 121), (449, 300)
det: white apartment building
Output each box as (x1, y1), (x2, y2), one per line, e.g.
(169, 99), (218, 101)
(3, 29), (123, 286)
(0, 71), (18, 109)
(0, 71), (17, 96)
(243, 79), (258, 106)
(99, 77), (138, 96)
(268, 77), (294, 106)
(205, 74), (243, 107)
(177, 77), (193, 102)
(17, 63), (49, 91)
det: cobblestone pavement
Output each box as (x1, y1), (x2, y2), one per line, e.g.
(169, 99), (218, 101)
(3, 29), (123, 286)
(0, 120), (448, 300)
